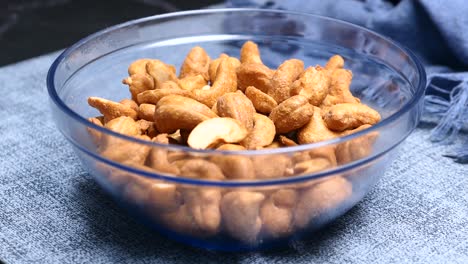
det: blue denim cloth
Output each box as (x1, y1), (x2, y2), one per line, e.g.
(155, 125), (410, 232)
(0, 52), (467, 263)
(228, 0), (468, 162)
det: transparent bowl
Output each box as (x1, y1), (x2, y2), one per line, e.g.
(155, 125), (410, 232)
(47, 8), (426, 251)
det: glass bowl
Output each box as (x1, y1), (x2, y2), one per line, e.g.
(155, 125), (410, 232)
(47, 8), (426, 251)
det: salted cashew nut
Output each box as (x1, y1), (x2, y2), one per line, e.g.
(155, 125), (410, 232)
(88, 96), (138, 122)
(323, 103), (381, 131)
(335, 124), (379, 164)
(187, 117), (248, 149)
(325, 55), (345, 71)
(137, 87), (192, 105)
(244, 86), (277, 114)
(178, 74), (207, 91)
(208, 53), (229, 82)
(122, 73), (155, 102)
(128, 59), (151, 75)
(179, 46), (211, 81)
(268, 59), (304, 103)
(221, 191), (265, 244)
(137, 103), (156, 122)
(294, 176), (352, 229)
(321, 69), (359, 106)
(241, 113), (275, 149)
(87, 117), (103, 146)
(192, 57), (239, 107)
(147, 133), (180, 175)
(290, 66), (330, 106)
(253, 154), (292, 179)
(240, 40), (264, 64)
(216, 91), (256, 130)
(154, 94), (217, 133)
(298, 106), (337, 144)
(237, 63), (274, 93)
(211, 144), (255, 180)
(119, 98), (139, 112)
(260, 189), (298, 237)
(269, 95), (314, 134)
(145, 59), (179, 89)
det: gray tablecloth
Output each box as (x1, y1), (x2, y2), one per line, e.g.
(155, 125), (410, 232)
(0, 52), (467, 264)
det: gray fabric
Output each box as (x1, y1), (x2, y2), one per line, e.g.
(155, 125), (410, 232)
(0, 52), (467, 263)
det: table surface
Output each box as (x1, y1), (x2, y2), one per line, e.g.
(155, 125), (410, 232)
(0, 52), (467, 264)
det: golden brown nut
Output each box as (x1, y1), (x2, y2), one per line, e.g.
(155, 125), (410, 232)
(179, 46), (211, 81)
(87, 117), (104, 146)
(325, 55), (345, 71)
(260, 189), (298, 238)
(335, 124), (378, 164)
(321, 69), (359, 106)
(146, 59), (178, 89)
(244, 86), (278, 114)
(241, 113), (276, 149)
(154, 95), (217, 133)
(290, 66), (330, 106)
(122, 74), (155, 102)
(269, 95), (314, 134)
(268, 59), (304, 103)
(128, 59), (152, 75)
(103, 116), (141, 136)
(178, 74), (208, 91)
(88, 96), (138, 123)
(236, 63), (274, 93)
(183, 188), (222, 235)
(216, 92), (256, 130)
(208, 53), (229, 82)
(137, 88), (192, 105)
(322, 103), (381, 131)
(179, 159), (225, 180)
(146, 134), (180, 175)
(100, 135), (151, 165)
(192, 57), (239, 107)
(240, 40), (263, 65)
(211, 144), (255, 180)
(294, 176), (352, 228)
(137, 103), (156, 122)
(297, 106), (337, 144)
(253, 154), (292, 179)
(221, 191), (265, 244)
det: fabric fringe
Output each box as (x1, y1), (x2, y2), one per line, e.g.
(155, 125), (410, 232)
(425, 74), (468, 163)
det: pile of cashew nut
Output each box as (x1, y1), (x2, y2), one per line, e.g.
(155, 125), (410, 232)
(86, 41), (381, 244)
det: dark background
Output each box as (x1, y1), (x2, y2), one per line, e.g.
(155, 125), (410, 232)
(0, 0), (223, 66)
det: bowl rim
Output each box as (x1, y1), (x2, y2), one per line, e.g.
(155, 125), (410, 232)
(47, 8), (426, 186)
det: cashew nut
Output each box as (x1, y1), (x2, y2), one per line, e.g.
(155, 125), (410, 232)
(187, 117), (248, 149)
(244, 85), (277, 114)
(294, 176), (352, 229)
(88, 96), (138, 123)
(192, 57), (239, 107)
(241, 113), (275, 149)
(290, 66), (330, 106)
(237, 63), (274, 93)
(221, 191), (265, 244)
(154, 94), (217, 133)
(179, 46), (211, 81)
(269, 95), (314, 134)
(122, 73), (155, 102)
(268, 59), (304, 103)
(137, 103), (156, 122)
(216, 91), (256, 130)
(211, 144), (255, 180)
(323, 103), (381, 131)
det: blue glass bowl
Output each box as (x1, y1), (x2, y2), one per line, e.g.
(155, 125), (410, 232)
(47, 8), (426, 251)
